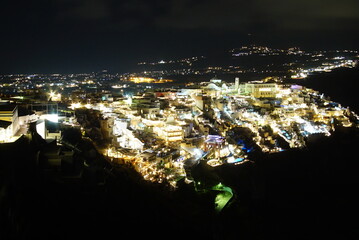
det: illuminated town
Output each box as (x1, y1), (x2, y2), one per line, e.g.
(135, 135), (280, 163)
(1, 47), (358, 217)
(63, 77), (359, 188)
(2, 0), (359, 237)
(1, 56), (358, 200)
(0, 46), (358, 240)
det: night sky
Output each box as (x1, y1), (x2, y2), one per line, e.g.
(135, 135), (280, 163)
(1, 0), (359, 73)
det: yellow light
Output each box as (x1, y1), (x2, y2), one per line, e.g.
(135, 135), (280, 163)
(70, 102), (82, 109)
(128, 77), (173, 83)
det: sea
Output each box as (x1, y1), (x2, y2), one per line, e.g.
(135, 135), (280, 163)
(287, 66), (359, 113)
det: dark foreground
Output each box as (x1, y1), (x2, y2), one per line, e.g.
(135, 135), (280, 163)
(1, 125), (358, 240)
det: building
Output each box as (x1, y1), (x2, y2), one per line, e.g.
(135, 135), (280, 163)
(210, 77), (222, 84)
(235, 77), (240, 91)
(116, 128), (144, 150)
(35, 119), (61, 140)
(0, 104), (19, 142)
(0, 120), (12, 142)
(153, 124), (184, 143)
(241, 83), (279, 98)
(100, 117), (115, 140)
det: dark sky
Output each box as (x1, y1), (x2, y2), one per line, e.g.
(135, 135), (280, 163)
(1, 0), (359, 73)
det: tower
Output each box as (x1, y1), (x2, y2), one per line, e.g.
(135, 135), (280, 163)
(235, 77), (239, 91)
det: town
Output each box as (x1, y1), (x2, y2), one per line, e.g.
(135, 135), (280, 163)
(2, 1), (359, 238)
(1, 75), (358, 191)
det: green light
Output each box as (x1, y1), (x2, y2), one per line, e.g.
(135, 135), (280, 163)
(211, 183), (233, 213)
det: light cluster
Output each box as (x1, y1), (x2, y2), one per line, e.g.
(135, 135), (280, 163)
(72, 77), (358, 187)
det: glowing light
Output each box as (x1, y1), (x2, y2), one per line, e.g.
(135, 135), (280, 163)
(129, 77), (173, 83)
(40, 114), (59, 123)
(70, 103), (82, 109)
(227, 157), (244, 164)
(211, 183), (233, 213)
(303, 123), (316, 134)
(49, 91), (61, 101)
(207, 159), (223, 167)
(259, 88), (272, 92)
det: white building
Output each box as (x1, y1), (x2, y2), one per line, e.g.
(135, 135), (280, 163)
(241, 83), (279, 98)
(235, 77), (240, 91)
(0, 104), (19, 142)
(153, 124), (184, 143)
(113, 118), (128, 136)
(117, 128), (144, 150)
